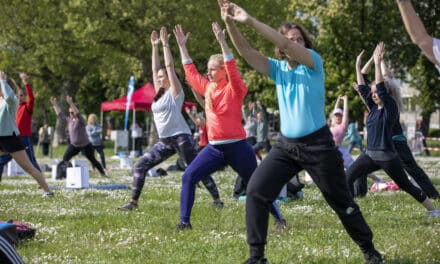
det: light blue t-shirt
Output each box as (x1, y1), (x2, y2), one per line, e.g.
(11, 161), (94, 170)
(268, 49), (326, 138)
(0, 80), (20, 137)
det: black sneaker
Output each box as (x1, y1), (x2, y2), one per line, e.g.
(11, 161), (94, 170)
(213, 199), (224, 209)
(42, 191), (54, 198)
(274, 218), (287, 230)
(243, 257), (268, 264)
(118, 202), (138, 211)
(363, 249), (383, 264)
(175, 222), (192, 230)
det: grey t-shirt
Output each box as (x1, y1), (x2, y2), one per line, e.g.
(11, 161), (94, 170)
(151, 89), (191, 138)
(58, 112), (90, 147)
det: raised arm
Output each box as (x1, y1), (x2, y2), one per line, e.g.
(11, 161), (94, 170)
(151, 31), (161, 92)
(361, 55), (374, 75)
(49, 96), (62, 115)
(220, 1), (314, 69)
(0, 71), (16, 105)
(160, 27), (183, 97)
(173, 24), (209, 95)
(20, 73), (35, 111)
(190, 87), (205, 109)
(396, 0), (436, 65)
(356, 50), (366, 85)
(174, 24), (191, 62)
(373, 42), (385, 85)
(341, 95), (349, 127)
(66, 96), (79, 114)
(219, 1), (269, 75)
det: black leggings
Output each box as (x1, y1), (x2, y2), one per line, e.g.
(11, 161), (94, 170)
(346, 152), (427, 203)
(394, 140), (439, 198)
(63, 143), (105, 175)
(246, 126), (376, 257)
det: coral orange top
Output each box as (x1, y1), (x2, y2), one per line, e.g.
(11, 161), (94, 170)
(184, 59), (247, 141)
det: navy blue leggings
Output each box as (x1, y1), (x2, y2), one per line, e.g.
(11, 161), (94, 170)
(180, 140), (283, 223)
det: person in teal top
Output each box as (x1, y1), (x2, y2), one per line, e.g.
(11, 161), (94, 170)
(345, 122), (364, 153)
(219, 1), (382, 263)
(0, 71), (52, 197)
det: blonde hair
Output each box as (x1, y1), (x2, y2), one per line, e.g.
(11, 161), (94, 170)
(87, 113), (97, 125)
(205, 54), (224, 109)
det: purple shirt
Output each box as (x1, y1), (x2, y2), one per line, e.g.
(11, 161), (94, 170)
(58, 112), (90, 147)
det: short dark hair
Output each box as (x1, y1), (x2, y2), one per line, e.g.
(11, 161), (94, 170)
(275, 22), (313, 59)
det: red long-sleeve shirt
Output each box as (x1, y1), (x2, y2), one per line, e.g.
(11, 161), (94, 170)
(184, 59), (247, 141)
(16, 84), (34, 136)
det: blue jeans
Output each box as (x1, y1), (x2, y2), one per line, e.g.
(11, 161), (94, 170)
(20, 136), (41, 172)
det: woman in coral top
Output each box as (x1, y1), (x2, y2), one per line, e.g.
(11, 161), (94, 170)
(174, 22), (284, 230)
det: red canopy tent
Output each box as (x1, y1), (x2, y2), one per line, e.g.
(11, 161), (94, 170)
(101, 82), (155, 112)
(100, 82), (195, 112)
(100, 82), (196, 152)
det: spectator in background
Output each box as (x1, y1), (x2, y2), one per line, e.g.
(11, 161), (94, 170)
(416, 119), (430, 156)
(253, 110), (271, 162)
(131, 122), (143, 157)
(86, 114), (107, 171)
(38, 122), (51, 156)
(345, 122), (364, 154)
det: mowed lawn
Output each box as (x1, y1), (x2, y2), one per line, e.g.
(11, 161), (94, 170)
(1, 145), (440, 264)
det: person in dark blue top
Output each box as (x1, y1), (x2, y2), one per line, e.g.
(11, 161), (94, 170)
(358, 54), (440, 200)
(347, 43), (439, 219)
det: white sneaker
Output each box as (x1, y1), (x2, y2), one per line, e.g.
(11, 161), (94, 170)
(427, 208), (440, 218)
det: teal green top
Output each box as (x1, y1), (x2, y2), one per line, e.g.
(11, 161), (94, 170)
(0, 80), (19, 136)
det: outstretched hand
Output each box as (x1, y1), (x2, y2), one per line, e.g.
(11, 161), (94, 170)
(173, 24), (190, 46)
(356, 50), (365, 69)
(151, 30), (160, 46)
(0, 71), (6, 80)
(50, 96), (57, 106)
(218, 1), (249, 23)
(160, 27), (170, 46)
(212, 22), (226, 42)
(66, 95), (73, 105)
(373, 42), (385, 65)
(19, 73), (29, 84)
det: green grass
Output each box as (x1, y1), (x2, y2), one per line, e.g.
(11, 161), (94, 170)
(1, 145), (440, 263)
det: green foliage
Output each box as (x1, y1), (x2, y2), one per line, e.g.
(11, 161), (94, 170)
(0, 0), (439, 128)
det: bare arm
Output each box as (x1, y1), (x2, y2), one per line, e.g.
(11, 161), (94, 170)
(50, 96), (61, 115)
(356, 50), (366, 85)
(222, 1), (313, 69)
(220, 2), (269, 75)
(361, 55), (374, 75)
(160, 27), (183, 97)
(173, 24), (191, 62)
(396, 0), (436, 64)
(373, 42), (385, 84)
(342, 95), (349, 126)
(190, 88), (205, 109)
(66, 96), (79, 114)
(151, 31), (161, 92)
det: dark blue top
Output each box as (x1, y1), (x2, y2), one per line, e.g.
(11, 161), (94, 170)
(358, 82), (398, 152)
